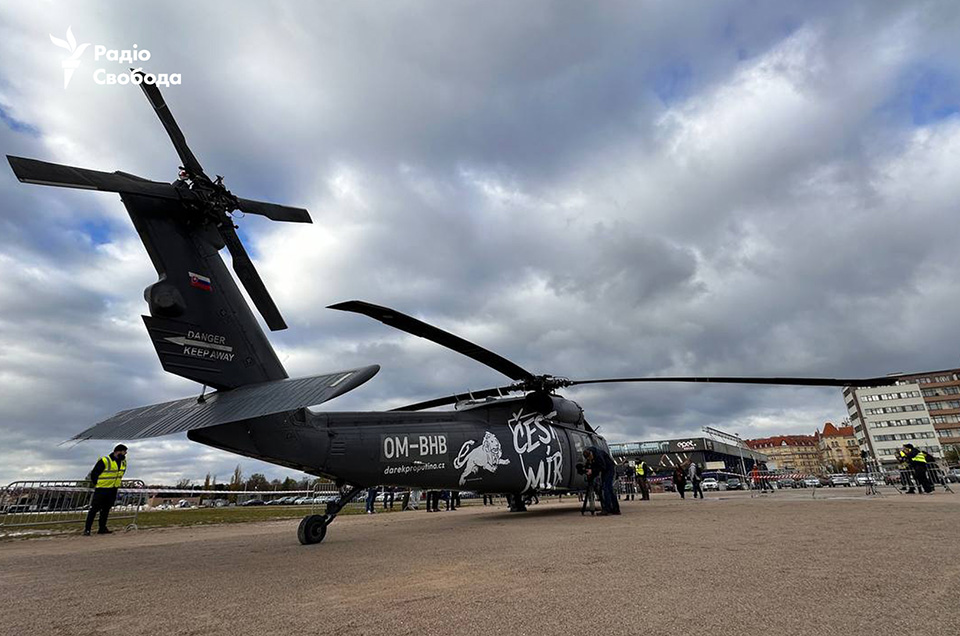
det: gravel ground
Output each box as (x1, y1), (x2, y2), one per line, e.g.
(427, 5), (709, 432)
(1, 490), (958, 636)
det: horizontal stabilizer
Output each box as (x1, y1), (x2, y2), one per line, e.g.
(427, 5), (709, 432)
(72, 365), (380, 441)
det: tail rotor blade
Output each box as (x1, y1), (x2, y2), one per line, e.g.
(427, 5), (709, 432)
(132, 70), (206, 179)
(220, 224), (287, 331)
(237, 198), (312, 223)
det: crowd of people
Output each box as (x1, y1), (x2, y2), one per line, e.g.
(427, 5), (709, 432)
(364, 486), (464, 513)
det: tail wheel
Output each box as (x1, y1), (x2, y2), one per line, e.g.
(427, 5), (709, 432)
(298, 514), (327, 545)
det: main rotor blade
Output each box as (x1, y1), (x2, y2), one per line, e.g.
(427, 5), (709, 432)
(219, 223), (287, 331)
(390, 374), (898, 412)
(391, 385), (516, 411)
(8, 156), (187, 200)
(133, 70), (206, 179)
(328, 300), (536, 383)
(237, 198), (312, 224)
(566, 375), (898, 388)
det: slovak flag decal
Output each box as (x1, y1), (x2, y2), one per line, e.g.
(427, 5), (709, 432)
(189, 271), (212, 292)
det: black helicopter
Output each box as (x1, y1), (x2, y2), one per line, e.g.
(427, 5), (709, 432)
(7, 74), (897, 544)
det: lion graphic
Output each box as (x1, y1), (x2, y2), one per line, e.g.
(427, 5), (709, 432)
(453, 431), (511, 485)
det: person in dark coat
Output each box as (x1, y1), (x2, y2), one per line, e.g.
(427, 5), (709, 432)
(446, 490), (460, 511)
(902, 444), (935, 494)
(673, 465), (687, 499)
(365, 487), (378, 514)
(583, 446), (620, 515)
(382, 486), (395, 510)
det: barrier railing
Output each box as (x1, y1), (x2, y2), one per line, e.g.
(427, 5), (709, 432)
(0, 480), (146, 533)
(888, 465), (955, 495)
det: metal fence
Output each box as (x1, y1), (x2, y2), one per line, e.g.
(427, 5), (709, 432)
(886, 465), (956, 495)
(0, 480), (146, 533)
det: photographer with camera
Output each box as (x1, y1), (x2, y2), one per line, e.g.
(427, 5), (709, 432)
(577, 459), (602, 515)
(902, 444), (935, 494)
(583, 446), (620, 515)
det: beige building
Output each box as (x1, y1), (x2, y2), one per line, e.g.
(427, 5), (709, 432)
(745, 435), (821, 474)
(817, 422), (861, 473)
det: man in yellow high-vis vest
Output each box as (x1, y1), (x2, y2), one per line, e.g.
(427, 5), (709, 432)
(635, 460), (652, 501)
(83, 444), (128, 535)
(902, 443), (934, 494)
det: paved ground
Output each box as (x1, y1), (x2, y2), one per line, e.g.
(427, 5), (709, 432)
(1, 489), (958, 636)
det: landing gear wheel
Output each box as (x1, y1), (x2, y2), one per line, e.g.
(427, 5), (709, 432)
(298, 514), (327, 545)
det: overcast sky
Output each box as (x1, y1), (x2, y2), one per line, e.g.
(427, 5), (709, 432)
(1, 1), (958, 485)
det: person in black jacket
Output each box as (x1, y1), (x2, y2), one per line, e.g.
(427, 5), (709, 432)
(446, 490), (460, 511)
(426, 490), (441, 512)
(673, 465), (687, 499)
(583, 447), (620, 515)
(902, 444), (935, 494)
(382, 486), (395, 510)
(83, 444), (128, 536)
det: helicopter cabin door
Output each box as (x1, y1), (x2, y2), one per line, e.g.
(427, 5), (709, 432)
(564, 429), (592, 491)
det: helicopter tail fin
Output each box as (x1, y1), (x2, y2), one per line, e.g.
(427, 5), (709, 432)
(123, 192), (288, 390)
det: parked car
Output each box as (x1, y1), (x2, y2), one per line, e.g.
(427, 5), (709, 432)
(854, 474), (877, 486)
(701, 477), (720, 491)
(240, 499), (265, 506)
(802, 477), (822, 488)
(828, 475), (852, 487)
(725, 478), (745, 491)
(3, 504), (36, 514)
(777, 479), (795, 489)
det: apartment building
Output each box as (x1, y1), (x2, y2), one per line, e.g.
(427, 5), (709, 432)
(843, 382), (943, 465)
(890, 369), (960, 458)
(744, 435), (821, 473)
